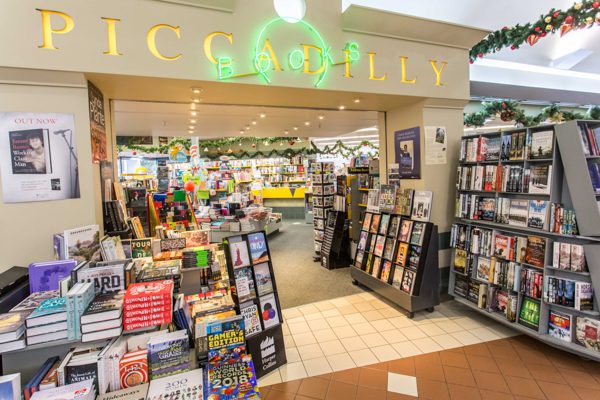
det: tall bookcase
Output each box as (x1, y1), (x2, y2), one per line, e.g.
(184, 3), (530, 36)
(449, 120), (600, 361)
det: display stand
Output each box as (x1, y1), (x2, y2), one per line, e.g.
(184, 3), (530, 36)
(222, 232), (287, 379)
(311, 162), (335, 261)
(352, 212), (440, 318)
(449, 120), (600, 361)
(320, 211), (351, 269)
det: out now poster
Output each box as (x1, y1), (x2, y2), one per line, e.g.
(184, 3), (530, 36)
(394, 127), (421, 179)
(88, 81), (107, 163)
(0, 112), (80, 203)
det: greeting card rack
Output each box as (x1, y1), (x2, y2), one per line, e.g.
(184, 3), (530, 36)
(222, 232), (287, 378)
(351, 211), (440, 318)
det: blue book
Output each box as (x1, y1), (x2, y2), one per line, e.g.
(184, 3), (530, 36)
(26, 297), (67, 328)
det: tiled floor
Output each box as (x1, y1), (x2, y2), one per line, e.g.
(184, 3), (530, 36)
(258, 291), (519, 387)
(260, 336), (600, 399)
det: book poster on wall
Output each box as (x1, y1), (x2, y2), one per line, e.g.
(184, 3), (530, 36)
(424, 126), (447, 165)
(394, 127), (421, 179)
(88, 81), (107, 163)
(0, 112), (80, 203)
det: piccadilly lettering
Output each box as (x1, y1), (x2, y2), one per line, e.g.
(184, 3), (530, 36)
(35, 9), (448, 87)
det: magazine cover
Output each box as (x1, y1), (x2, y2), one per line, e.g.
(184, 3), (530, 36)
(0, 113), (80, 203)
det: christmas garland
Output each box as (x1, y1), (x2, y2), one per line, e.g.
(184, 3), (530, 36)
(464, 100), (600, 127)
(116, 138), (191, 154)
(470, 1), (600, 62)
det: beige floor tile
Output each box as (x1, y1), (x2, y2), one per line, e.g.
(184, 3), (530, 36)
(258, 369), (282, 386)
(412, 337), (444, 353)
(353, 321), (377, 335)
(369, 299), (390, 310)
(278, 361), (307, 382)
(419, 323), (446, 337)
(327, 315), (350, 328)
(312, 328), (337, 342)
(360, 332), (388, 347)
(354, 302), (376, 312)
(284, 335), (296, 348)
(326, 352), (357, 371)
(370, 319), (397, 332)
(362, 309), (386, 321)
(470, 327), (502, 341)
(304, 312), (324, 321)
(348, 348), (379, 367)
(303, 356), (333, 376)
(285, 347), (301, 363)
(330, 297), (351, 308)
(299, 304), (320, 316)
(288, 320), (311, 335)
(430, 334), (464, 350)
(344, 313), (367, 325)
(435, 319), (464, 333)
(450, 330), (483, 345)
(399, 326), (428, 340)
(371, 344), (401, 362)
(293, 331), (318, 346)
(333, 325), (357, 339)
(319, 339), (347, 356)
(283, 308), (303, 319)
(392, 341), (423, 357)
(314, 301), (336, 311)
(383, 329), (409, 344)
(338, 304), (360, 315)
(322, 308), (342, 318)
(379, 307), (404, 318)
(340, 336), (368, 352)
(307, 318), (330, 331)
(298, 343), (325, 360)
(389, 316), (415, 329)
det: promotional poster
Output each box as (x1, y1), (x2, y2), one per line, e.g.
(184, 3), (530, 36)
(0, 112), (80, 203)
(394, 127), (421, 179)
(88, 81), (107, 163)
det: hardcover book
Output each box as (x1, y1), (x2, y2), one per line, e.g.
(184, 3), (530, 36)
(575, 317), (600, 352)
(508, 199), (529, 227)
(10, 289), (59, 313)
(234, 267), (257, 303)
(76, 260), (128, 294)
(239, 301), (262, 337)
(527, 200), (549, 230)
(259, 293), (280, 329)
(529, 130), (554, 159)
(64, 225), (102, 263)
(410, 222), (426, 246)
(147, 330), (189, 379)
(228, 237), (250, 269)
(26, 297), (67, 327)
(524, 236), (546, 268)
(81, 291), (124, 325)
(248, 232), (269, 265)
(130, 239), (152, 259)
(30, 379), (95, 400)
(453, 249), (467, 274)
(528, 165), (552, 194)
(493, 234), (515, 261)
(0, 312), (27, 343)
(549, 310), (572, 342)
(570, 244), (587, 272)
(100, 236), (126, 261)
(411, 191), (433, 222)
(253, 262), (273, 296)
(146, 369), (203, 400)
(97, 383), (148, 400)
(29, 260), (77, 293)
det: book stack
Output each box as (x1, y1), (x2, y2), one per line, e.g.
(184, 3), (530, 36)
(66, 282), (95, 340)
(205, 316), (260, 399)
(182, 248), (212, 268)
(0, 311), (27, 353)
(30, 378), (96, 400)
(123, 280), (173, 332)
(80, 291), (124, 343)
(147, 330), (190, 379)
(25, 297), (68, 345)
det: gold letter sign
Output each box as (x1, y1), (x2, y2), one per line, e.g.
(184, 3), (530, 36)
(37, 9), (74, 50)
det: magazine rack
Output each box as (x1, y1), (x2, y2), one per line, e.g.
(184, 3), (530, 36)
(222, 232), (287, 379)
(449, 120), (600, 361)
(351, 212), (440, 318)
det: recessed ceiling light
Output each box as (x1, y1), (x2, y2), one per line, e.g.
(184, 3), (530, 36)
(191, 87), (203, 94)
(193, 98), (201, 103)
(239, 130), (244, 134)
(188, 125), (194, 129)
(260, 113), (266, 118)
(190, 111), (197, 116)
(251, 121), (257, 125)
(190, 119), (196, 124)
(304, 121), (310, 126)
(338, 105), (346, 110)
(293, 126), (298, 131)
(188, 130), (194, 134)
(318, 114), (324, 120)
(353, 98), (361, 103)
(284, 130), (289, 135)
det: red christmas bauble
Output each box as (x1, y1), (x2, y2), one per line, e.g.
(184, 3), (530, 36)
(132, 151), (137, 156)
(553, 11), (560, 18)
(501, 102), (507, 109)
(478, 53), (483, 58)
(469, 60), (474, 64)
(251, 143), (256, 148)
(502, 26), (508, 30)
(511, 44), (517, 50)
(541, 32), (547, 37)
(535, 26), (542, 32)
(184, 181), (195, 192)
(565, 15), (574, 24)
(593, 2), (600, 8)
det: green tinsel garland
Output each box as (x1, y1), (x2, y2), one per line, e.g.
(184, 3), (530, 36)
(470, 1), (600, 62)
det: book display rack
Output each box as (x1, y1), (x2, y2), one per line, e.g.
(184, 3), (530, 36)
(320, 211), (351, 269)
(311, 162), (335, 259)
(222, 232), (287, 378)
(449, 120), (600, 361)
(348, 166), (370, 244)
(351, 211), (440, 318)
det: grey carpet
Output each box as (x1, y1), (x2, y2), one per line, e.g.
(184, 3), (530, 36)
(267, 220), (365, 309)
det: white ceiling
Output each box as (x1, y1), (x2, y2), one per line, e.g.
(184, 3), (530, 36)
(114, 101), (379, 140)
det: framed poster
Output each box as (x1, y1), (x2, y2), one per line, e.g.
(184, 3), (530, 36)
(0, 112), (80, 203)
(88, 81), (107, 163)
(394, 127), (421, 179)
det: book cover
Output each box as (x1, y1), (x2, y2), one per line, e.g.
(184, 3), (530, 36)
(529, 130), (554, 159)
(234, 267), (256, 303)
(378, 214), (391, 235)
(370, 214), (381, 234)
(371, 257), (382, 278)
(395, 243), (409, 266)
(479, 197), (496, 221)
(476, 257), (492, 282)
(575, 317), (600, 352)
(259, 293), (280, 329)
(408, 246), (421, 269)
(453, 249), (467, 275)
(548, 310), (572, 342)
(0, 311), (27, 336)
(10, 289), (60, 313)
(391, 266), (404, 289)
(229, 237), (251, 269)
(240, 301), (262, 337)
(508, 199), (529, 227)
(81, 291), (124, 324)
(501, 135), (511, 161)
(206, 356), (259, 400)
(30, 379), (95, 400)
(524, 236), (546, 268)
(518, 297), (540, 331)
(366, 189), (380, 213)
(570, 244), (586, 272)
(65, 360), (98, 386)
(575, 282), (594, 311)
(362, 213), (373, 231)
(247, 232), (269, 265)
(378, 185), (397, 213)
(411, 191), (433, 222)
(0, 373), (19, 400)
(130, 239), (152, 259)
(100, 236), (126, 261)
(374, 235), (386, 257)
(493, 234), (515, 261)
(528, 165), (552, 194)
(64, 225), (102, 263)
(76, 260), (127, 294)
(484, 136), (501, 161)
(388, 215), (402, 238)
(516, 236), (528, 263)
(97, 383), (148, 400)
(380, 260), (392, 283)
(147, 331), (189, 379)
(400, 269), (416, 294)
(410, 222), (426, 246)
(559, 243), (571, 270)
(394, 188), (414, 216)
(382, 239), (396, 261)
(527, 200), (549, 230)
(29, 260), (77, 293)
(398, 219), (413, 242)
(8, 129), (51, 174)
(253, 262), (273, 296)
(27, 297), (67, 321)
(357, 231), (369, 251)
(146, 369), (203, 400)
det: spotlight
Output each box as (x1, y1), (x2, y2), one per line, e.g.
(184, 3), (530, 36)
(239, 130), (244, 134)
(251, 121), (257, 125)
(191, 87), (203, 94)
(190, 111), (197, 116)
(190, 119), (196, 124)
(193, 98), (201, 103)
(338, 105), (346, 110)
(304, 121), (310, 126)
(353, 98), (361, 103)
(293, 127), (298, 131)
(260, 113), (266, 118)
(318, 115), (324, 120)
(284, 130), (289, 135)
(188, 125), (194, 129)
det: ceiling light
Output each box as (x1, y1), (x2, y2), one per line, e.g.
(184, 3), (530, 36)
(191, 87), (203, 94)
(318, 115), (324, 120)
(193, 98), (201, 103)
(338, 105), (345, 110)
(284, 130), (289, 135)
(251, 121), (257, 125)
(190, 111), (197, 116)
(353, 98), (361, 103)
(190, 119), (196, 123)
(188, 125), (194, 129)
(260, 113), (266, 118)
(304, 121), (310, 126)
(188, 130), (194, 134)
(239, 130), (244, 134)
(293, 126), (298, 131)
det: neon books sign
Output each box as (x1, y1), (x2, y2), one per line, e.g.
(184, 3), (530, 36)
(207, 17), (360, 87)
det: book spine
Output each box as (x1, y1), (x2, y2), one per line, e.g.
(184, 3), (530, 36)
(67, 293), (76, 340)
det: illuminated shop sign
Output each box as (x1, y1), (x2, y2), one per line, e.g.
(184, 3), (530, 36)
(35, 9), (448, 88)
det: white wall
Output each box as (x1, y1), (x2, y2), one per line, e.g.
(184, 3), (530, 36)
(0, 68), (98, 269)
